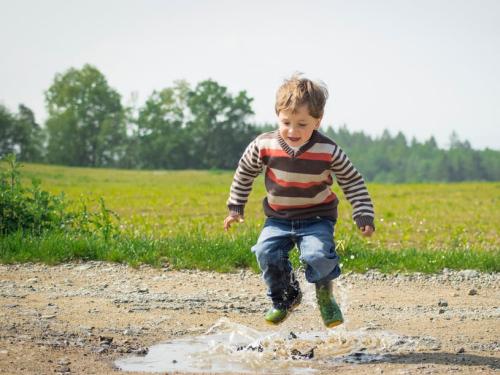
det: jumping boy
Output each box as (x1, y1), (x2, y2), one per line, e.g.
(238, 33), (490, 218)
(224, 74), (375, 327)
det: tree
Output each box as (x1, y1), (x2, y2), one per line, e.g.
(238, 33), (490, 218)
(14, 104), (44, 162)
(322, 126), (500, 182)
(0, 104), (43, 162)
(186, 80), (256, 169)
(45, 64), (126, 167)
(135, 81), (191, 169)
(0, 105), (16, 157)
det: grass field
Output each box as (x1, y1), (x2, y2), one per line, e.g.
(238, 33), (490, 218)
(2, 163), (499, 273)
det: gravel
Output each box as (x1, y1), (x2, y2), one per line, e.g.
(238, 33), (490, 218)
(0, 262), (499, 374)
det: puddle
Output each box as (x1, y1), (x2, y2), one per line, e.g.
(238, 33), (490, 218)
(115, 278), (441, 373)
(115, 318), (441, 373)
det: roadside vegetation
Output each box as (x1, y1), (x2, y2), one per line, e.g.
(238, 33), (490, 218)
(1, 156), (498, 273)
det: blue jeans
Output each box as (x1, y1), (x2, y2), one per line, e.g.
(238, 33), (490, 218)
(251, 217), (341, 305)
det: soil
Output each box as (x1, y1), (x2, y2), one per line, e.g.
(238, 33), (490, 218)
(0, 262), (498, 375)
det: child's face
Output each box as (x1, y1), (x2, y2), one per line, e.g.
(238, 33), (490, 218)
(278, 105), (321, 147)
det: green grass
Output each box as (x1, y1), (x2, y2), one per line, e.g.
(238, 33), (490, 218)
(1, 230), (498, 273)
(1, 163), (499, 273)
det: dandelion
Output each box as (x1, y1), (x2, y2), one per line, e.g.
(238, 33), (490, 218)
(350, 255), (355, 260)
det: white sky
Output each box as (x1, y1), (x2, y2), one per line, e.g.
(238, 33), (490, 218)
(1, 0), (499, 149)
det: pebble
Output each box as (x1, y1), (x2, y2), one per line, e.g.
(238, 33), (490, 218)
(468, 289), (478, 295)
(437, 299), (448, 307)
(458, 270), (479, 280)
(56, 365), (71, 373)
(132, 347), (148, 355)
(57, 358), (71, 365)
(76, 264), (93, 271)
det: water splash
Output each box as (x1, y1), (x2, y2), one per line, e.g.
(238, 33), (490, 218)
(115, 317), (440, 373)
(116, 274), (440, 373)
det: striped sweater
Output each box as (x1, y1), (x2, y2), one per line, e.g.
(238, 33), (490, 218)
(227, 130), (375, 229)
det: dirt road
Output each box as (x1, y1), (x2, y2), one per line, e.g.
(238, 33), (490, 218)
(0, 262), (498, 374)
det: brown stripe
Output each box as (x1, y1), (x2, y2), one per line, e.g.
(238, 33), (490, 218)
(265, 175), (334, 198)
(265, 157), (331, 174)
(263, 197), (339, 220)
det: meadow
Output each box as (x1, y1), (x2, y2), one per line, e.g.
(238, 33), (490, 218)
(1, 163), (499, 273)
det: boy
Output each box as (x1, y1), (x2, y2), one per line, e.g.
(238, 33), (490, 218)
(224, 74), (374, 327)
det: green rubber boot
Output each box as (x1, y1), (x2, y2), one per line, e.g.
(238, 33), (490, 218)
(315, 280), (343, 328)
(264, 306), (288, 324)
(264, 289), (302, 325)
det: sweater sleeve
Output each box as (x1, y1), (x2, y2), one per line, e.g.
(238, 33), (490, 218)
(330, 144), (375, 229)
(226, 139), (263, 217)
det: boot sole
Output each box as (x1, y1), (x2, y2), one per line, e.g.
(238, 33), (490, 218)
(325, 319), (343, 328)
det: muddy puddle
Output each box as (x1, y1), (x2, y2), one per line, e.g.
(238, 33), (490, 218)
(115, 280), (441, 373)
(115, 317), (441, 373)
(115, 281), (441, 375)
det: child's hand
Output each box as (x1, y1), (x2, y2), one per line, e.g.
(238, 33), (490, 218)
(360, 225), (374, 237)
(224, 214), (244, 231)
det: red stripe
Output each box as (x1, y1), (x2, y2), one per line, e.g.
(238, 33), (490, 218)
(297, 151), (332, 162)
(267, 168), (332, 188)
(259, 149), (290, 158)
(259, 148), (331, 162)
(268, 192), (337, 211)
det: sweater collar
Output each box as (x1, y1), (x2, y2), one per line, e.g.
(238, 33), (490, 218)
(277, 130), (318, 158)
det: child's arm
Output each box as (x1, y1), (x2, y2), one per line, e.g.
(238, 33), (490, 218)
(224, 139), (263, 231)
(330, 144), (375, 236)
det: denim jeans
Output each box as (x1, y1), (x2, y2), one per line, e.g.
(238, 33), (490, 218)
(251, 216), (341, 305)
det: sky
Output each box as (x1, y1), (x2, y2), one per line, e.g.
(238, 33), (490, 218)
(1, 0), (499, 149)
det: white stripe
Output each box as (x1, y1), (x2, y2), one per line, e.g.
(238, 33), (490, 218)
(270, 168), (331, 183)
(234, 175), (256, 184)
(258, 137), (282, 150)
(332, 155), (349, 171)
(232, 181), (253, 191)
(334, 162), (354, 176)
(338, 179), (365, 190)
(331, 147), (343, 165)
(337, 169), (359, 183)
(305, 142), (336, 154)
(345, 192), (371, 200)
(354, 211), (374, 217)
(267, 188), (332, 206)
(229, 192), (248, 202)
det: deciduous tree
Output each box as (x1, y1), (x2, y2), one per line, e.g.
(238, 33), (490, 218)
(45, 64), (126, 166)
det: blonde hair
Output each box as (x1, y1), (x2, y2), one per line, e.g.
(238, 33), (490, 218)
(275, 73), (329, 119)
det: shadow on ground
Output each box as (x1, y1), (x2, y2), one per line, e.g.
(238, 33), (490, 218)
(346, 352), (499, 370)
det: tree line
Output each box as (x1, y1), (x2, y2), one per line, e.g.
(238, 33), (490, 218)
(1, 64), (499, 182)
